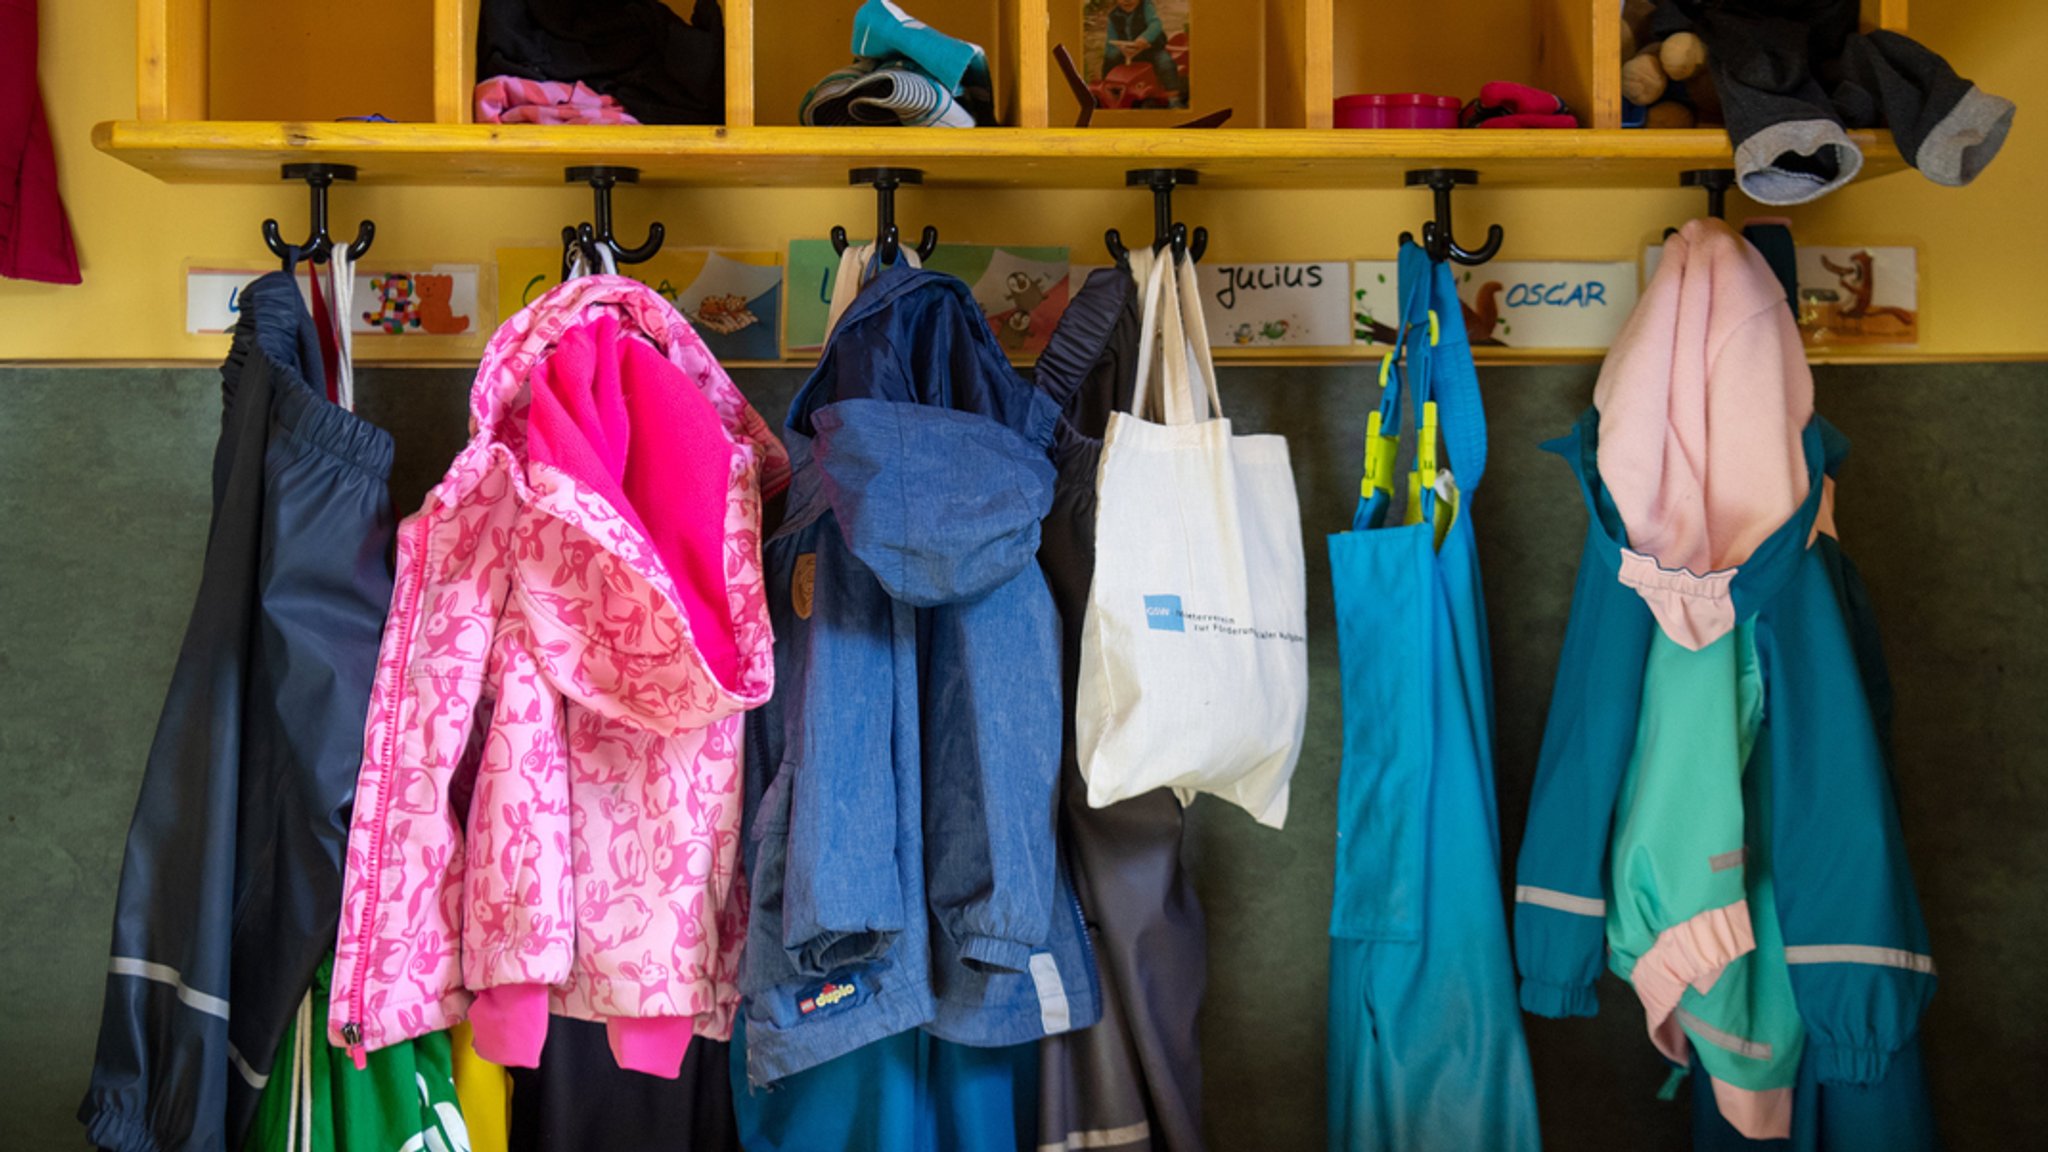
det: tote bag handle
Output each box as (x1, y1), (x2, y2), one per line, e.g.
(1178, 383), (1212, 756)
(1131, 249), (1225, 427)
(1174, 253), (1225, 422)
(1129, 246), (1181, 424)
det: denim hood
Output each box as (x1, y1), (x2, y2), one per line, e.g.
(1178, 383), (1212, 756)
(798, 263), (1060, 603)
(789, 264), (1061, 445)
(812, 397), (1056, 607)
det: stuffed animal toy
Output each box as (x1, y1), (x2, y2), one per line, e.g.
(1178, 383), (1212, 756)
(1621, 0), (1720, 127)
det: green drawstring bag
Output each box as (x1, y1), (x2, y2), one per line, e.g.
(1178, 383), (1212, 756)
(246, 956), (471, 1152)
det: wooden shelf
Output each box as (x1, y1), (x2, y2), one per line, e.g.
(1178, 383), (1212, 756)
(118, 1), (1915, 189)
(93, 121), (1905, 190)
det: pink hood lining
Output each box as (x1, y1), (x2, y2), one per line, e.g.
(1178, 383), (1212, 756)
(529, 314), (744, 692)
(1595, 219), (1814, 648)
(449, 275), (790, 725)
(449, 274), (790, 513)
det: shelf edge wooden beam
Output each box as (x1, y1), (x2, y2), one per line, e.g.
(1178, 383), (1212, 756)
(92, 121), (1908, 191)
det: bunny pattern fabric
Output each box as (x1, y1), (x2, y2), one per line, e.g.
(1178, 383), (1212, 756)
(329, 275), (789, 1081)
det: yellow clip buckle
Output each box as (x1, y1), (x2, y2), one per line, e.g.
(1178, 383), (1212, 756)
(1362, 411), (1398, 497)
(1427, 309), (1440, 346)
(1417, 401), (1440, 490)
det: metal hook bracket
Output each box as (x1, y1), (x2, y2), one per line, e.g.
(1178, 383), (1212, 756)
(1400, 168), (1504, 266)
(1107, 167), (1208, 268)
(566, 166), (665, 267)
(262, 163), (375, 267)
(832, 167), (938, 267)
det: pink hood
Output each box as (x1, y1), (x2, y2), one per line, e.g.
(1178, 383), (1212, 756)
(1594, 218), (1814, 649)
(330, 276), (788, 1077)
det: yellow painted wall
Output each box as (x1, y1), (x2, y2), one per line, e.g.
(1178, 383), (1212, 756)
(1, 0), (2040, 363)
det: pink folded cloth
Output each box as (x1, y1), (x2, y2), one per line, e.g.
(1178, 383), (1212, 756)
(1460, 81), (1579, 129)
(1594, 218), (1815, 650)
(474, 76), (640, 125)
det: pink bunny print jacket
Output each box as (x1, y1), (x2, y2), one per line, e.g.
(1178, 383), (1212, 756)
(328, 275), (789, 1078)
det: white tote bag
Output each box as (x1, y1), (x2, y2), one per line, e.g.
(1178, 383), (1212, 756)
(1075, 247), (1309, 829)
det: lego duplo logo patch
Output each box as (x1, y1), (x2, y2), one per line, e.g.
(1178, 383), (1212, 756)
(798, 977), (860, 1017)
(1144, 594), (1186, 632)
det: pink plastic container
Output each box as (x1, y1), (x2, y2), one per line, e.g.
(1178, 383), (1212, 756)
(1334, 93), (1461, 129)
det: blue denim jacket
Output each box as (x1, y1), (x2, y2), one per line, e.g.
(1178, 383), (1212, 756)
(739, 265), (1099, 1085)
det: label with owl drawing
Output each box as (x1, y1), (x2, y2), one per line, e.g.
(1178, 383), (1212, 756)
(186, 262), (484, 341)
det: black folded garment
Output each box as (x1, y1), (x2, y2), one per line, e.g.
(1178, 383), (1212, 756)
(1835, 29), (2015, 189)
(479, 0), (724, 125)
(1653, 1), (2014, 204)
(508, 1019), (739, 1152)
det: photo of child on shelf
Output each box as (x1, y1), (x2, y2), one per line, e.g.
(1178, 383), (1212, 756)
(1084, 0), (1191, 110)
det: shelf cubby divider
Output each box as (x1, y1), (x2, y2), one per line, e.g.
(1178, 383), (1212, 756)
(139, 0), (210, 121)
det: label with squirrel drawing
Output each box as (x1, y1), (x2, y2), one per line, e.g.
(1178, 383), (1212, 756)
(1793, 245), (1918, 347)
(1354, 259), (1637, 351)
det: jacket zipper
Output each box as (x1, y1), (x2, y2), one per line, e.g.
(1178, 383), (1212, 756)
(344, 514), (430, 1070)
(1067, 869), (1099, 1025)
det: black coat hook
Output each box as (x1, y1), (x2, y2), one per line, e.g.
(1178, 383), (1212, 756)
(832, 168), (938, 268)
(1665, 169), (1738, 239)
(1682, 168), (1736, 220)
(262, 163), (374, 269)
(1107, 167), (1207, 269)
(560, 223), (611, 282)
(1399, 168), (1503, 266)
(566, 166), (665, 268)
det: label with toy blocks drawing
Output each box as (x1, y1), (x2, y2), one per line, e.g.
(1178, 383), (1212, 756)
(187, 262), (486, 340)
(357, 267), (484, 337)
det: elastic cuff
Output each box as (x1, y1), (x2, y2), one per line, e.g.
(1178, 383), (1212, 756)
(1810, 1043), (1892, 1087)
(606, 1015), (695, 1079)
(81, 1107), (163, 1152)
(795, 929), (893, 977)
(1520, 979), (1599, 1018)
(468, 983), (551, 1068)
(1629, 900), (1756, 1044)
(960, 934), (1032, 974)
(1915, 85), (2016, 186)
(1735, 119), (1865, 205)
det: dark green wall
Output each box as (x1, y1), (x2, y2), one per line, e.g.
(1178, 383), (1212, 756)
(2, 362), (2042, 1150)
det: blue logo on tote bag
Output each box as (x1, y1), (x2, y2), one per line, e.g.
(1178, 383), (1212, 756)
(1144, 595), (1186, 632)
